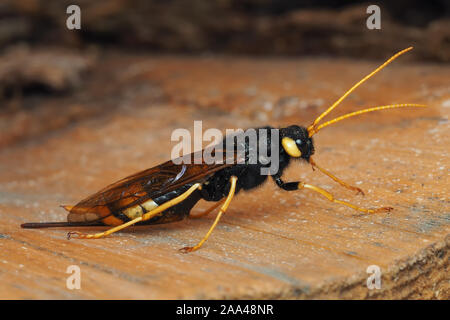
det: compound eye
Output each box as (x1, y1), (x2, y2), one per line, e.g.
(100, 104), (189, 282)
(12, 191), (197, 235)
(282, 137), (302, 157)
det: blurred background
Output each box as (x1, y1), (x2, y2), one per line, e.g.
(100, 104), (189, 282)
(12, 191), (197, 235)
(2, 0), (449, 58)
(1, 0), (449, 148)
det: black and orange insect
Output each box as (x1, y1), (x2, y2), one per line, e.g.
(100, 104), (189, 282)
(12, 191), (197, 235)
(21, 47), (426, 252)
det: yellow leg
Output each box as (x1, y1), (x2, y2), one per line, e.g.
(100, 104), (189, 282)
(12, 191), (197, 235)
(299, 182), (392, 214)
(68, 183), (202, 240)
(180, 176), (238, 253)
(188, 199), (225, 219)
(310, 157), (364, 195)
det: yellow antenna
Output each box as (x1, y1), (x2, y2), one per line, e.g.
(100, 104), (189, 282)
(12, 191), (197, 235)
(307, 47), (418, 137)
(311, 104), (427, 134)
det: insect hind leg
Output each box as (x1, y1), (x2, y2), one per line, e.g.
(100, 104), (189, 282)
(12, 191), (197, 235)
(68, 217), (144, 239)
(68, 183), (202, 240)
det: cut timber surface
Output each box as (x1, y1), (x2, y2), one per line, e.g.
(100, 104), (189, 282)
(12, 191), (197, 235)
(0, 54), (448, 299)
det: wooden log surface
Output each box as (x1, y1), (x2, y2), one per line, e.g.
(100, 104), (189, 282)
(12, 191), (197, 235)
(0, 54), (448, 299)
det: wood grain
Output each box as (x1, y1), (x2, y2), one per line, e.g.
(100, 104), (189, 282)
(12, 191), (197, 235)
(0, 55), (448, 299)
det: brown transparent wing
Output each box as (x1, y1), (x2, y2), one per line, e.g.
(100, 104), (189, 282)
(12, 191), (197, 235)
(68, 149), (241, 220)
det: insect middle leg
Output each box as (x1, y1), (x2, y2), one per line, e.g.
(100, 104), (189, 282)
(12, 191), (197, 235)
(180, 176), (238, 253)
(68, 183), (202, 240)
(273, 176), (392, 214)
(188, 199), (225, 219)
(309, 157), (364, 195)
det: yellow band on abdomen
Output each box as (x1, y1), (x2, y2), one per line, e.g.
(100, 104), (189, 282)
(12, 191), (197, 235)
(123, 199), (159, 220)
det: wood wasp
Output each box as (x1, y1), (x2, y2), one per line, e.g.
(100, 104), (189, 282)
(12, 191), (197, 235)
(22, 47), (426, 253)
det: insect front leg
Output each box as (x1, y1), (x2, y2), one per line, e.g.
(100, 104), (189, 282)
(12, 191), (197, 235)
(309, 157), (364, 195)
(272, 176), (392, 214)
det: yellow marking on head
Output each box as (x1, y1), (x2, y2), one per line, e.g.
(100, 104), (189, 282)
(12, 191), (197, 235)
(282, 137), (302, 157)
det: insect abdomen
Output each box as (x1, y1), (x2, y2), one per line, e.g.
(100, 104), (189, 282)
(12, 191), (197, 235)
(67, 198), (159, 226)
